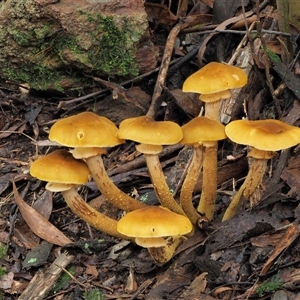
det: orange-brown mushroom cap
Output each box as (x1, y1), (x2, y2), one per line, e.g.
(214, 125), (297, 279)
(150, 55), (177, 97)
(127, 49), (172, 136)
(180, 116), (227, 146)
(118, 116), (183, 146)
(225, 119), (300, 151)
(182, 62), (248, 102)
(30, 149), (90, 185)
(117, 206), (192, 247)
(49, 111), (124, 148)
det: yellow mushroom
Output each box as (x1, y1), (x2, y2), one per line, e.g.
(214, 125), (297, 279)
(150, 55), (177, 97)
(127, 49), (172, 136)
(49, 112), (145, 212)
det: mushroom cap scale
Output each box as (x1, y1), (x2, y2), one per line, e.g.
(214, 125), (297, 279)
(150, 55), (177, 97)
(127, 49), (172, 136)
(182, 62), (248, 96)
(180, 116), (227, 145)
(118, 116), (183, 146)
(49, 112), (124, 148)
(225, 119), (300, 151)
(30, 149), (90, 184)
(117, 206), (193, 238)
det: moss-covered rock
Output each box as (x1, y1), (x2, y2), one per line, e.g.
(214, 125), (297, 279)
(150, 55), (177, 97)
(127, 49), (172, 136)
(0, 0), (157, 91)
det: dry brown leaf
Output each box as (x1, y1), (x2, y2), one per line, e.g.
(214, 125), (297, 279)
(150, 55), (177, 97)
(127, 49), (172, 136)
(85, 265), (99, 278)
(182, 272), (208, 298)
(213, 286), (233, 298)
(12, 181), (72, 246)
(250, 230), (286, 248)
(260, 222), (300, 275)
(125, 267), (137, 292)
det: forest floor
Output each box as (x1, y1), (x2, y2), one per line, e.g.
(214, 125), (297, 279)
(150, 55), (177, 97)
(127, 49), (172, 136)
(1, 1), (300, 299)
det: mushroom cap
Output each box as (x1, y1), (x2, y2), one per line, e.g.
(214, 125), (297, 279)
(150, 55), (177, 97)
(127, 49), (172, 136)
(225, 119), (300, 151)
(30, 149), (90, 184)
(180, 116), (227, 145)
(49, 112), (124, 148)
(118, 116), (183, 146)
(117, 206), (193, 238)
(182, 62), (248, 98)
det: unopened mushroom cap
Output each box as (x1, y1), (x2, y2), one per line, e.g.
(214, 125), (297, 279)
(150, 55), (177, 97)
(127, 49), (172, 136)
(182, 62), (248, 98)
(117, 206), (193, 238)
(118, 116), (183, 146)
(49, 112), (124, 148)
(30, 149), (90, 184)
(180, 116), (226, 145)
(225, 119), (300, 151)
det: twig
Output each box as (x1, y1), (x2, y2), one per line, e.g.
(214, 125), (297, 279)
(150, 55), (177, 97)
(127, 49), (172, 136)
(147, 15), (197, 118)
(57, 58), (182, 112)
(197, 0), (269, 65)
(19, 253), (74, 300)
(128, 278), (155, 300)
(93, 77), (146, 112)
(255, 0), (282, 116)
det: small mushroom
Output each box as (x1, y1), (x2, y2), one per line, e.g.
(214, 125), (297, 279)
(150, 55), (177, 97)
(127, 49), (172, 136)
(117, 206), (193, 263)
(182, 62), (248, 121)
(49, 112), (145, 212)
(30, 149), (131, 240)
(118, 116), (185, 216)
(180, 116), (226, 222)
(222, 119), (300, 221)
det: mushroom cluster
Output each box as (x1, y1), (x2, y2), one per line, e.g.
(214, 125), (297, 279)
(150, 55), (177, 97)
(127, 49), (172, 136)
(28, 61), (300, 265)
(29, 112), (193, 263)
(182, 62), (248, 221)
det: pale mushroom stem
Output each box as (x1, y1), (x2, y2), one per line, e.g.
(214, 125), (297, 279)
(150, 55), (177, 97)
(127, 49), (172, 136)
(86, 156), (146, 212)
(203, 100), (221, 121)
(62, 188), (133, 241)
(180, 145), (204, 224)
(144, 154), (186, 216)
(197, 142), (218, 220)
(148, 236), (186, 264)
(222, 158), (268, 221)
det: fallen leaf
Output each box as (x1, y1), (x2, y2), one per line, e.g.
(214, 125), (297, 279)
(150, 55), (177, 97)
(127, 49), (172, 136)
(0, 272), (14, 290)
(85, 265), (99, 278)
(125, 267), (137, 292)
(260, 222), (300, 275)
(12, 181), (72, 246)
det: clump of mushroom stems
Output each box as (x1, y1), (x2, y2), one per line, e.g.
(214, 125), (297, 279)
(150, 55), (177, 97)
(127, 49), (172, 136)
(197, 142), (218, 220)
(222, 150), (274, 221)
(180, 144), (203, 224)
(143, 152), (186, 216)
(85, 155), (146, 212)
(57, 186), (133, 241)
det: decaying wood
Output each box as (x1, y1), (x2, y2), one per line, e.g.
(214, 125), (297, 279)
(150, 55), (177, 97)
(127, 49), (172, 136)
(19, 252), (74, 300)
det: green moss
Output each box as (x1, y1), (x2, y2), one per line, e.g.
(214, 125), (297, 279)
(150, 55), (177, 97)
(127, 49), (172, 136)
(1, 5), (145, 91)
(3, 62), (67, 91)
(83, 289), (105, 300)
(256, 275), (282, 297)
(0, 243), (6, 259)
(51, 265), (75, 294)
(0, 267), (6, 277)
(76, 11), (139, 77)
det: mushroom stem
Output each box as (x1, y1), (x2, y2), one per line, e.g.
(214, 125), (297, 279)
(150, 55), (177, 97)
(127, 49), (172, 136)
(203, 100), (221, 121)
(62, 188), (133, 241)
(222, 158), (268, 221)
(144, 154), (186, 216)
(180, 145), (203, 224)
(197, 142), (218, 220)
(148, 236), (186, 264)
(86, 156), (146, 212)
